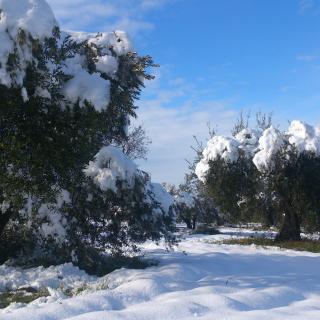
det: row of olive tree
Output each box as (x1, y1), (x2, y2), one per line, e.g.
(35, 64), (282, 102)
(194, 115), (320, 240)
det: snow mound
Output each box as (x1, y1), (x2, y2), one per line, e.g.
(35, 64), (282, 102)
(2, 229), (320, 319)
(203, 136), (240, 163)
(195, 136), (240, 182)
(84, 146), (138, 192)
(0, 0), (57, 86)
(70, 31), (132, 57)
(147, 183), (174, 215)
(194, 159), (211, 183)
(0, 0), (132, 111)
(62, 31), (132, 111)
(235, 128), (260, 156)
(287, 120), (320, 155)
(0, 0), (57, 39)
(253, 126), (284, 171)
(62, 65), (111, 112)
(0, 263), (95, 292)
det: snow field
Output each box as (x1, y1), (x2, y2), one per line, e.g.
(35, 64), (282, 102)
(1, 228), (320, 319)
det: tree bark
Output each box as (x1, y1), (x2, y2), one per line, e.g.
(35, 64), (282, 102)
(192, 217), (197, 230)
(182, 217), (192, 229)
(276, 209), (301, 241)
(0, 208), (13, 236)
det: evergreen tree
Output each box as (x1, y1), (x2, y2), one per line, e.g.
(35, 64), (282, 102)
(0, 0), (175, 271)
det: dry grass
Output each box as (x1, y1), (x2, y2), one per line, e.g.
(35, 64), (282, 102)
(221, 237), (320, 253)
(0, 288), (49, 309)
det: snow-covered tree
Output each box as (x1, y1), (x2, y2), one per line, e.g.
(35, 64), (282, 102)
(174, 190), (197, 229)
(196, 119), (320, 240)
(0, 0), (175, 270)
(165, 176), (219, 230)
(253, 122), (320, 240)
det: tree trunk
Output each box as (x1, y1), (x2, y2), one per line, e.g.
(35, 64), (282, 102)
(0, 209), (13, 236)
(182, 217), (192, 229)
(192, 217), (197, 230)
(263, 197), (276, 228)
(276, 209), (301, 241)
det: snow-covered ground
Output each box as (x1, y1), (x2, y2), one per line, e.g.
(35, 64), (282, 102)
(1, 228), (320, 319)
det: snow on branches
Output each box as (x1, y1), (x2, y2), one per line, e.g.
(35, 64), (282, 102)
(0, 0), (131, 111)
(196, 120), (320, 181)
(84, 146), (138, 192)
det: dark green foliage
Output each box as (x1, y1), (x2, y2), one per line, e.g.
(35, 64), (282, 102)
(269, 146), (320, 240)
(0, 28), (144, 219)
(201, 145), (320, 241)
(0, 25), (175, 272)
(205, 152), (261, 224)
(74, 253), (158, 277)
(197, 118), (320, 241)
(172, 147), (221, 230)
(63, 177), (176, 260)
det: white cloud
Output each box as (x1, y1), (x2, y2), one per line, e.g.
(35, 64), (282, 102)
(135, 100), (237, 185)
(47, 0), (171, 36)
(134, 78), (238, 184)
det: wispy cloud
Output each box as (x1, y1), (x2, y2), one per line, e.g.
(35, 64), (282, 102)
(298, 0), (320, 15)
(47, 0), (171, 36)
(299, 0), (314, 13)
(297, 54), (318, 62)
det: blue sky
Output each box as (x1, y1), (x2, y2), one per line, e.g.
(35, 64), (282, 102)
(48, 0), (320, 184)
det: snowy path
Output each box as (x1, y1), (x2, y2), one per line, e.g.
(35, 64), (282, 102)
(1, 230), (320, 319)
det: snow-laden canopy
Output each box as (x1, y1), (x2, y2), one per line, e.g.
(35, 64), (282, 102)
(235, 128), (260, 156)
(0, 0), (131, 111)
(147, 183), (175, 216)
(84, 146), (174, 216)
(175, 192), (195, 209)
(195, 136), (240, 182)
(287, 120), (320, 155)
(62, 31), (132, 111)
(195, 128), (260, 182)
(0, 0), (57, 86)
(0, 0), (56, 38)
(253, 126), (284, 172)
(253, 121), (320, 172)
(84, 146), (138, 192)
(196, 121), (320, 181)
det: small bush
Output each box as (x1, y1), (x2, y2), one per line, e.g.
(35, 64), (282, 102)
(0, 288), (49, 309)
(192, 225), (220, 235)
(6, 248), (159, 277)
